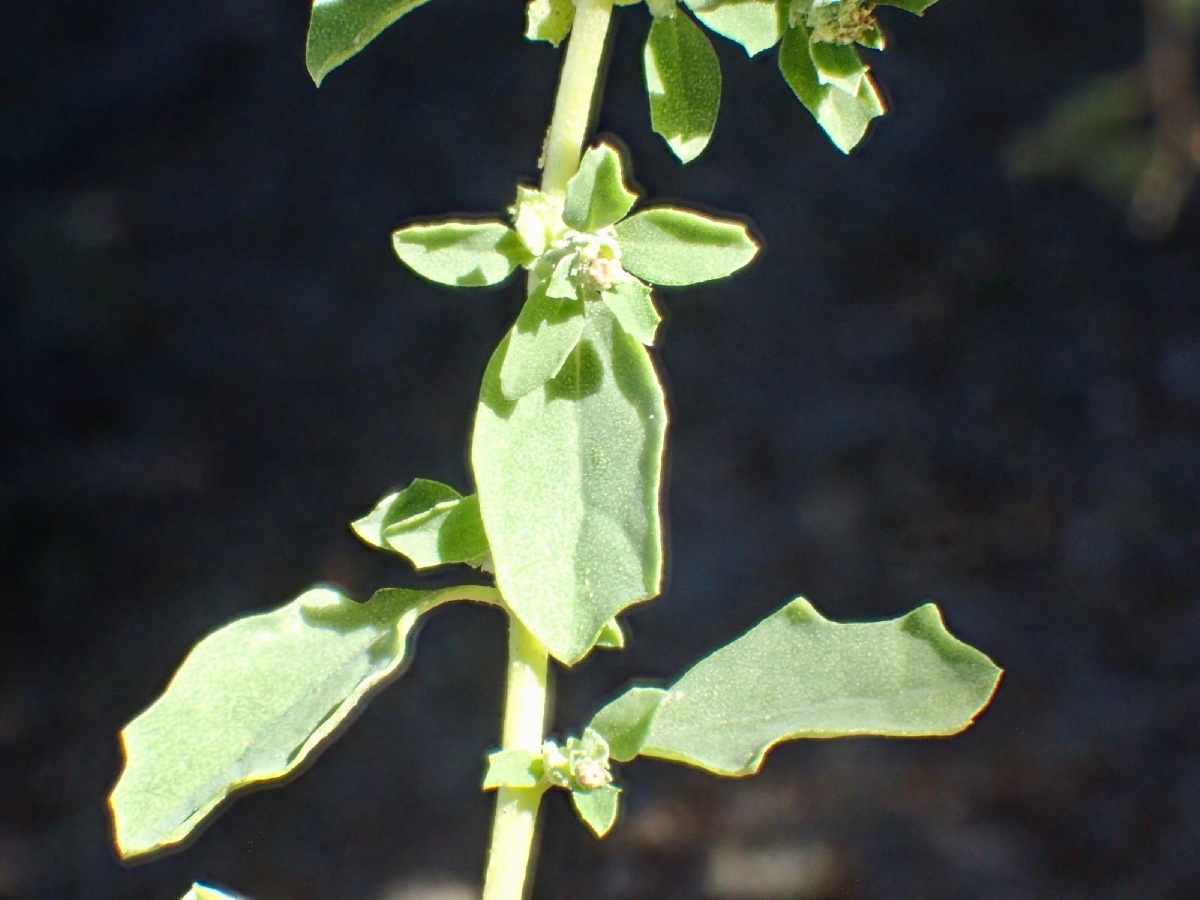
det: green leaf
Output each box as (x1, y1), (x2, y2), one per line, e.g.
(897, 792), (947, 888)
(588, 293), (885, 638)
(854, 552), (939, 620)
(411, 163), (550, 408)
(392, 221), (526, 287)
(595, 617), (626, 649)
(602, 278), (661, 345)
(878, 0), (940, 13)
(563, 144), (639, 233)
(644, 11), (723, 163)
(525, 0), (575, 46)
(571, 784), (621, 837)
(589, 686), (668, 761)
(619, 599), (1002, 776)
(500, 285), (587, 400)
(351, 479), (489, 569)
(182, 886), (249, 900)
(686, 0), (784, 57)
(808, 39), (868, 96)
(779, 24), (885, 153)
(306, 0), (435, 87)
(472, 303), (667, 665)
(615, 208), (758, 286)
(483, 749), (542, 789)
(110, 586), (466, 859)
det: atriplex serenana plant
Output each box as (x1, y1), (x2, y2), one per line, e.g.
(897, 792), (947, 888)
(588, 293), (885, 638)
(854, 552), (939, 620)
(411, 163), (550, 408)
(109, 2), (1002, 898)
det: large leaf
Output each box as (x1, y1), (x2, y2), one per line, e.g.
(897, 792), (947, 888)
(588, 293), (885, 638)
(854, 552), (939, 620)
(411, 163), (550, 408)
(779, 24), (885, 153)
(687, 0), (784, 56)
(306, 0), (435, 87)
(591, 599), (1002, 776)
(615, 208), (758, 286)
(500, 285), (587, 400)
(110, 585), (491, 859)
(563, 143), (639, 233)
(472, 303), (666, 665)
(392, 221), (526, 287)
(644, 11), (723, 163)
(352, 479), (489, 568)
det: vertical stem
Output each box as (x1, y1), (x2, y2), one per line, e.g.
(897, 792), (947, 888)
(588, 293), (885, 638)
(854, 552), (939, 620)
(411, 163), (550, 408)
(481, 4), (615, 898)
(541, 0), (616, 199)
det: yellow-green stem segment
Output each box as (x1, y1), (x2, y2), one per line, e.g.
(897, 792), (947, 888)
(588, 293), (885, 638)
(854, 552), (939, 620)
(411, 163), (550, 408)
(481, 2), (615, 897)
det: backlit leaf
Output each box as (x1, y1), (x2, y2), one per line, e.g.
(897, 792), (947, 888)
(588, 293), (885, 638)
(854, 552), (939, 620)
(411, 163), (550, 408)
(644, 11), (722, 163)
(615, 208), (758, 286)
(525, 0), (574, 46)
(392, 221), (526, 287)
(306, 0), (435, 87)
(472, 303), (667, 665)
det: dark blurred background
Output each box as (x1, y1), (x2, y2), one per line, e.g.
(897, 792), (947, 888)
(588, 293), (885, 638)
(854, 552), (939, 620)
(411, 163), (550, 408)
(3, 0), (1200, 897)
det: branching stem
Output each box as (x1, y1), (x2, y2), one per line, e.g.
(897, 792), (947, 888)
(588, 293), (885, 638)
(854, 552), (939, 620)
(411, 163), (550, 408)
(481, 3), (615, 897)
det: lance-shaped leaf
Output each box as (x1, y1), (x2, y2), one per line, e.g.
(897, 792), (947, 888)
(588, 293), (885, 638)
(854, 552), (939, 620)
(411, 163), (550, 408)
(500, 285), (587, 400)
(472, 304), (666, 665)
(306, 0), (435, 87)
(352, 479), (489, 568)
(779, 24), (885, 153)
(602, 278), (661, 346)
(590, 599), (1000, 776)
(525, 0), (575, 46)
(182, 886), (249, 900)
(564, 144), (638, 234)
(571, 784), (621, 837)
(109, 585), (478, 859)
(615, 208), (758, 286)
(392, 221), (526, 287)
(878, 0), (941, 13)
(686, 0), (784, 57)
(644, 11), (722, 163)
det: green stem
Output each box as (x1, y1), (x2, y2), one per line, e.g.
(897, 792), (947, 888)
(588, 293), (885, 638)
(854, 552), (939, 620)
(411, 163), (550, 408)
(481, 6), (615, 898)
(541, 0), (616, 199)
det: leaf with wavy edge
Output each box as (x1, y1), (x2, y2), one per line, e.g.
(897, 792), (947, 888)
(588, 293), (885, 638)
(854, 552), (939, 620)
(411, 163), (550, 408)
(110, 584), (500, 860)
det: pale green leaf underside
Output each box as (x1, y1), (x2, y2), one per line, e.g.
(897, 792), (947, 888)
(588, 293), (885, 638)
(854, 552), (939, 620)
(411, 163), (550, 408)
(593, 599), (1001, 776)
(525, 0), (575, 46)
(603, 278), (661, 345)
(306, 0), (434, 87)
(595, 617), (626, 649)
(644, 12), (722, 163)
(688, 0), (783, 57)
(352, 479), (489, 568)
(110, 586), (460, 858)
(393, 221), (524, 287)
(183, 886), (249, 900)
(564, 143), (639, 233)
(571, 784), (621, 837)
(501, 287), (587, 400)
(779, 25), (885, 153)
(472, 303), (666, 665)
(615, 208), (758, 286)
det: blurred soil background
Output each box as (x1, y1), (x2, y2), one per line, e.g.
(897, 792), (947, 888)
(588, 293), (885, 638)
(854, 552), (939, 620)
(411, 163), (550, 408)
(3, 1), (1200, 897)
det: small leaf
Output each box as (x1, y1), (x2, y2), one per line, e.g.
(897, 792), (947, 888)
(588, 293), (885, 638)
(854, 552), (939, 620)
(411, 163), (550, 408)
(571, 784), (621, 837)
(589, 686), (668, 761)
(392, 221), (525, 287)
(306, 0), (435, 87)
(878, 0), (940, 13)
(183, 886), (250, 900)
(808, 39), (868, 96)
(545, 254), (579, 300)
(629, 599), (1002, 776)
(687, 0), (784, 57)
(352, 479), (489, 569)
(563, 144), (639, 233)
(595, 617), (626, 650)
(472, 303), (667, 665)
(644, 11), (722, 163)
(483, 749), (542, 790)
(525, 0), (574, 46)
(500, 285), (587, 400)
(110, 586), (464, 859)
(615, 208), (758, 286)
(603, 278), (661, 345)
(779, 24), (884, 153)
